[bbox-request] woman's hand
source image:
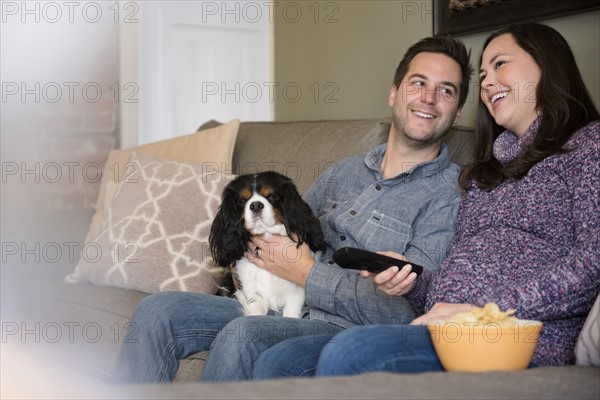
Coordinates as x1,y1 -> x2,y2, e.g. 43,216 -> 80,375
410,303 -> 473,325
246,235 -> 315,287
360,251 -> 417,296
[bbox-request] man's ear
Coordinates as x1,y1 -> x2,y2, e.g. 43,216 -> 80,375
453,107 -> 463,125
388,85 -> 398,107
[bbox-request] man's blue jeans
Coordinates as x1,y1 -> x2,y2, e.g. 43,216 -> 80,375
113,291 -> 342,382
253,324 -> 444,379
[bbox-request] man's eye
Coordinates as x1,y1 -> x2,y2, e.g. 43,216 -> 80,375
439,87 -> 456,98
412,81 -> 424,87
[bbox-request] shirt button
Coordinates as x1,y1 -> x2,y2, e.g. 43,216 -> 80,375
328,260 -> 335,265
375,184 -> 382,191
332,204 -> 337,209
350,210 -> 356,216
340,236 -> 346,241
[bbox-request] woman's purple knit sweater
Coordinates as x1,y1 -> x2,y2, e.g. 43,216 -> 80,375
408,118 -> 600,366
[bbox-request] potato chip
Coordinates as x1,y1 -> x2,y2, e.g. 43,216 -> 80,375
445,302 -> 517,325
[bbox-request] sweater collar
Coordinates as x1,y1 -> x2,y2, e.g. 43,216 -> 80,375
493,117 -> 542,165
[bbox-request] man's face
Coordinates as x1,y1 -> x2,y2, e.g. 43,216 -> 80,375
389,52 -> 463,148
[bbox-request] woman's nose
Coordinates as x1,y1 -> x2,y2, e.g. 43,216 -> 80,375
480,72 -> 496,91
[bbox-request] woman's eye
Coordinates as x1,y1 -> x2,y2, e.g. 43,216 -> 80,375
494,60 -> 506,69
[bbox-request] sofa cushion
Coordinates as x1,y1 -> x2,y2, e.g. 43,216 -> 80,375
576,293 -> 600,366
7,365 -> 598,399
227,119 -> 390,194
174,352 -> 209,382
441,125 -> 475,167
200,119 -> 474,194
85,119 -> 240,244
5,277 -> 148,382
66,153 -> 233,294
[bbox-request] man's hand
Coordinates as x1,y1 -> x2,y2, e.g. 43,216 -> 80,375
410,303 -> 473,325
246,234 -> 315,288
359,251 -> 417,296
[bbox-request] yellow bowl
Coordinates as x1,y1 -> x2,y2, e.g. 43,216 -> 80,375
428,320 -> 543,372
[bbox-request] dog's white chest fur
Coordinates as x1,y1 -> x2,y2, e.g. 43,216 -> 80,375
235,227 -> 306,318
235,255 -> 306,318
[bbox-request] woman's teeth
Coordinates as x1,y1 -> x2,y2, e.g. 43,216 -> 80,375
491,92 -> 508,104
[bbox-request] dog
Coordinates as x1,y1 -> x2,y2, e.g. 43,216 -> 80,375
209,171 -> 326,318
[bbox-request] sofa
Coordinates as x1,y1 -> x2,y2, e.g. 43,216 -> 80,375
1,118 -> 598,399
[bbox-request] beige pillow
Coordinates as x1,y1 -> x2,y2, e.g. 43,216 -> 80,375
66,153 -> 234,294
84,119 -> 240,244
575,294 -> 600,366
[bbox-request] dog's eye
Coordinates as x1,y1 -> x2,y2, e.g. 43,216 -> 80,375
267,193 -> 279,203
237,198 -> 248,206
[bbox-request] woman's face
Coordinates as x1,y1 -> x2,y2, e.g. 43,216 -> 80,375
479,33 -> 542,137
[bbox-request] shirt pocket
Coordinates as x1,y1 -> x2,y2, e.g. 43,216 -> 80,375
320,198 -> 346,215
320,198 -> 346,224
360,210 -> 412,254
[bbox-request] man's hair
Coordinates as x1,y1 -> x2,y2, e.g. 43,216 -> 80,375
392,35 -> 472,108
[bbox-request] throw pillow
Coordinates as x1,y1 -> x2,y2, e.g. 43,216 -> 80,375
84,118 -> 240,244
66,153 -> 234,294
575,293 -> 600,366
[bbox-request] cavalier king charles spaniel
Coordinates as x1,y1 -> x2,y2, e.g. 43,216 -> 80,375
209,171 -> 326,318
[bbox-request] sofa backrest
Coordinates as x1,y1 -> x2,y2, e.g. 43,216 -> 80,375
200,119 -> 474,194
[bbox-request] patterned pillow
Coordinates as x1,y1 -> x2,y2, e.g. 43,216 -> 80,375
84,119 -> 239,245
66,153 -> 233,294
575,294 -> 600,366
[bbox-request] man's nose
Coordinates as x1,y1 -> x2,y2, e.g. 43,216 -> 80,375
421,87 -> 437,104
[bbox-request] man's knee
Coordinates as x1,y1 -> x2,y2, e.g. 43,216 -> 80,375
212,316 -> 270,348
212,315 -> 314,351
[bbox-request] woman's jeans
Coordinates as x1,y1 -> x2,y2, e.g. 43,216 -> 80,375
113,291 -> 341,382
317,325 -> 444,376
253,324 -> 444,379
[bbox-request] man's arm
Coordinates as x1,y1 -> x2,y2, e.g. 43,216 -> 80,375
246,234 -> 418,325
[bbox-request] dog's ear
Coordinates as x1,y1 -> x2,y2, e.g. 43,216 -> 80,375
209,187 -> 250,266
281,182 -> 327,253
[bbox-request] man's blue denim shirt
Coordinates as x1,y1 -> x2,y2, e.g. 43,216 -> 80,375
302,143 -> 461,328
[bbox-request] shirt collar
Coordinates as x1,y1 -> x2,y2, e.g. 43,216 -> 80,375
365,142 -> 452,180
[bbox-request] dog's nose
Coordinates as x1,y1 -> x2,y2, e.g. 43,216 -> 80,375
249,201 -> 264,213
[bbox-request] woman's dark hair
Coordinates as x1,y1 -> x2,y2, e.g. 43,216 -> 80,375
393,35 -> 472,109
460,22 -> 599,191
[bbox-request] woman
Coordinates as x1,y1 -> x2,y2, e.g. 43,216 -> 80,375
252,22 -> 599,378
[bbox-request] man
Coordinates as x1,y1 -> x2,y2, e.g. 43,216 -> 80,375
114,35 -> 472,382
